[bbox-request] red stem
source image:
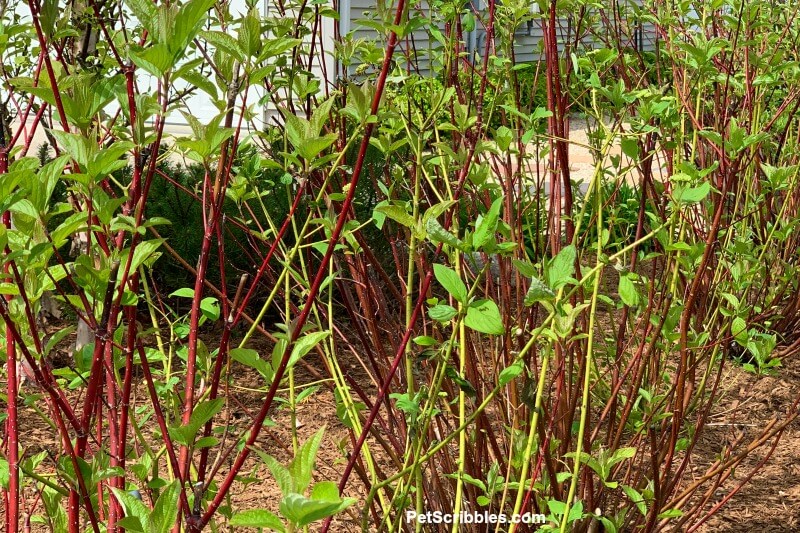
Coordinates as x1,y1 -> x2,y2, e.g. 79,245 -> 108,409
2,150 -> 19,533
135,341 -> 192,517
177,200 -> 216,483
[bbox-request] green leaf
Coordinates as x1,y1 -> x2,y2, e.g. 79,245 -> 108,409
450,367 -> 476,395
279,492 -> 355,528
30,155 -> 69,212
200,297 -> 219,321
665,242 -> 692,252
149,480 -> 180,533
657,508 -> 683,519
454,472 -> 487,493
297,134 -> 338,161
0,283 -> 18,296
231,509 -> 285,531
412,336 -> 437,346
290,427 -> 326,493
473,196 -> 503,249
618,274 -> 639,307
98,198 -> 129,226
284,113 -> 307,148
374,204 -> 415,229
311,481 -> 341,502
75,343 -> 94,373
433,263 -> 468,304
622,485 -> 647,516
9,198 -> 38,220
180,70 -> 218,100
259,452 -> 294,495
465,299 -> 504,335
194,436 -> 219,449
732,317 -> 748,345
122,239 -> 164,272
568,500 -> 584,522
170,399 -> 224,445
390,392 -> 422,418
116,516 -> 146,532
310,96 -> 336,138
111,488 -> 150,532
261,37 -> 303,59
201,30 -> 246,62
51,211 -> 88,248
45,326 -> 75,357
499,361 -> 523,386
429,304 -> 457,322
288,331 -> 330,370
421,200 -> 456,230
296,385 -> 320,403
673,181 -> 711,204
425,217 -> 468,251
547,245 -> 576,289
0,188 -> 26,218
608,447 -> 636,466
173,0 -> 216,56
531,107 -> 552,121
88,141 -> 134,181
126,0 -> 157,33
621,137 -> 640,159
494,125 -> 513,151
41,488 -> 67,532
238,11 -> 263,57
600,517 -> 618,533
547,499 -> 567,517
189,399 -> 223,430
0,458 -> 8,488
49,130 -> 94,168
524,276 -> 555,306
38,0 -> 57,35
170,287 -> 195,298
230,348 -> 272,380
129,44 -> 175,77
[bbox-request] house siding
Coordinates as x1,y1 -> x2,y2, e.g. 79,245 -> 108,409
346,0 -> 444,76
510,16 -> 658,64
343,2 -> 659,76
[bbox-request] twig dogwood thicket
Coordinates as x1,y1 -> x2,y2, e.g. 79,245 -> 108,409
2,0 -> 800,532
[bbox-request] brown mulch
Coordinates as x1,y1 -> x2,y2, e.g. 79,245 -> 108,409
2,321 -> 800,531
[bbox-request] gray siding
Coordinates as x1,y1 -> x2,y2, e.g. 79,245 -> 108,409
511,20 -> 658,64
342,2 -> 658,75
510,18 -> 581,64
346,0 -> 444,76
